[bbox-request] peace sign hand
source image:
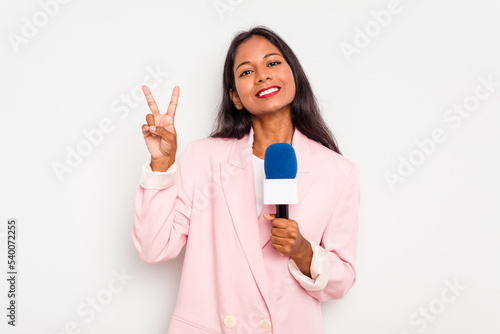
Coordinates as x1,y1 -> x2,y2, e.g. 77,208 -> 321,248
141,85 -> 179,172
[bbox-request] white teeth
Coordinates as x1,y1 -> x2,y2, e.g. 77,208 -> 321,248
258,87 -> 279,97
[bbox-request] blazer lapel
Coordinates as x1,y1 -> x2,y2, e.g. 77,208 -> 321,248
220,125 -> 317,309
220,126 -> 272,308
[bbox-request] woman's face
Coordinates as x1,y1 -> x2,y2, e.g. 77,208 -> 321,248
230,35 -> 296,117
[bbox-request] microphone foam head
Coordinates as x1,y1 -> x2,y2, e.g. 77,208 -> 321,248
264,143 -> 297,179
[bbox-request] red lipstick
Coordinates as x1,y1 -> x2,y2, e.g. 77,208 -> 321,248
255,86 -> 280,98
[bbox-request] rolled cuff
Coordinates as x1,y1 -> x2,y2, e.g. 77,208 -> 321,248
288,241 -> 331,291
139,160 -> 177,190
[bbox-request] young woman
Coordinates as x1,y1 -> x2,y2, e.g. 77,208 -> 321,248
133,26 -> 360,334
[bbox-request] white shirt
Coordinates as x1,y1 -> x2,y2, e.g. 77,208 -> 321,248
252,154 -> 265,217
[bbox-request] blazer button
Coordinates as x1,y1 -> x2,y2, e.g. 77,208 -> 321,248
224,315 -> 236,328
259,319 -> 272,328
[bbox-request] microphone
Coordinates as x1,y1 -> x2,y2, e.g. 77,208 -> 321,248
263,143 -> 298,219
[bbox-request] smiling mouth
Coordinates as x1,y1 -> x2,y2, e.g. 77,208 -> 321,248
256,86 -> 280,98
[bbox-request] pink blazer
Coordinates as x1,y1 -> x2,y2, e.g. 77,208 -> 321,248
132,126 -> 360,334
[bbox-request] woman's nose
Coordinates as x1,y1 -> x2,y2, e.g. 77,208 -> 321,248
256,68 -> 272,83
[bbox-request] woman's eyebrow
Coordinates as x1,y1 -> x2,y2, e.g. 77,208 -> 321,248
235,53 -> 283,72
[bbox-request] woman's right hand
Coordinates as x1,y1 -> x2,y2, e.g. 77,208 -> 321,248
141,85 -> 179,172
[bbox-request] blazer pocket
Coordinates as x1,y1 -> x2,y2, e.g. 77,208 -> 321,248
169,315 -> 221,334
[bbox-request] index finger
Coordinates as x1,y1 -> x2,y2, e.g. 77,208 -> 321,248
166,86 -> 180,119
270,218 -> 293,228
142,85 -> 160,115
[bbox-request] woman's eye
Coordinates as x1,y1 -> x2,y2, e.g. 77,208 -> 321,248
240,70 -> 251,77
239,62 -> 281,77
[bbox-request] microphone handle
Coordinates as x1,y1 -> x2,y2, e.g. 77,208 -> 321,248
275,204 -> 289,219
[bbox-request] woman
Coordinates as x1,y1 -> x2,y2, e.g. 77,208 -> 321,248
132,26 -> 360,334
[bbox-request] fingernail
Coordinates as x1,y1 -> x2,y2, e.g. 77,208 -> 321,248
150,126 -> 156,131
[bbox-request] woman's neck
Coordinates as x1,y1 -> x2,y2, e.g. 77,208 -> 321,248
251,117 -> 294,160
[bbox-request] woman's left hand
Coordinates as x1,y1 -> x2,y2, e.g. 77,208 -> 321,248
262,213 -> 308,258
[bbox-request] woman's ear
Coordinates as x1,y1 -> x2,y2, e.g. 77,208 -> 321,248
229,89 -> 243,110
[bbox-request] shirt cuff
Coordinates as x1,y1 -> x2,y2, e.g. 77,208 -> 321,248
288,241 -> 331,291
139,160 -> 177,190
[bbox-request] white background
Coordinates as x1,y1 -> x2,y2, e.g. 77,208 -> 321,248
1,0 -> 499,333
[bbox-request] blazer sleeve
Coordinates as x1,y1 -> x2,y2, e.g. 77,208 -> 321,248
304,163 -> 360,301
131,143 -> 195,264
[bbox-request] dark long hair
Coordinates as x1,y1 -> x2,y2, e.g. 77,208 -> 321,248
209,26 -> 341,155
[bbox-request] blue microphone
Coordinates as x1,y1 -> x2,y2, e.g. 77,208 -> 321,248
263,143 -> 298,219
